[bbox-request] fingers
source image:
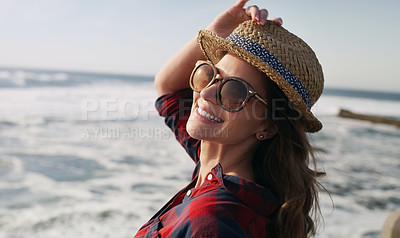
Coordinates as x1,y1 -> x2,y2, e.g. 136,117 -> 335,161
269,17 -> 283,26
245,5 -> 269,25
245,6 -> 283,26
259,9 -> 269,25
234,0 -> 283,27
245,5 -> 260,21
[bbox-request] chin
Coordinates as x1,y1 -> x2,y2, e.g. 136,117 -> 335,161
187,116 -> 228,141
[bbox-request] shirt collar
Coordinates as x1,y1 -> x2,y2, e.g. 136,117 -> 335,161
211,163 -> 279,217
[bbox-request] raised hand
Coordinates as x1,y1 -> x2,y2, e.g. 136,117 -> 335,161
206,0 -> 283,38
154,0 -> 283,96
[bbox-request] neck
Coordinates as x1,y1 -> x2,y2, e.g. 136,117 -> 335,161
195,138 -> 259,188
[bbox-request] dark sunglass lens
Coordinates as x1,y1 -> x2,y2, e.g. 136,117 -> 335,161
220,80 -> 248,110
191,64 -> 214,90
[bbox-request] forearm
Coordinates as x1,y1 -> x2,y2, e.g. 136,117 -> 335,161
154,36 -> 205,97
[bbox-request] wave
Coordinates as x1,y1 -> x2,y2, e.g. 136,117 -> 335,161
0,67 -> 154,88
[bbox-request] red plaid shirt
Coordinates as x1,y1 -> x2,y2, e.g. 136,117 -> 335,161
134,89 -> 278,238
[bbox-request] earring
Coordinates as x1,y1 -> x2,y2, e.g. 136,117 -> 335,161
258,134 -> 264,140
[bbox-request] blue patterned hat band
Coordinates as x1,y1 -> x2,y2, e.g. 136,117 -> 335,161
226,33 -> 313,109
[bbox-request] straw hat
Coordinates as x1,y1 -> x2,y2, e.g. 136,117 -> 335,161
197,20 -> 324,132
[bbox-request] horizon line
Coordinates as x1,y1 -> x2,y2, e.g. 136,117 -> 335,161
0,65 -> 399,95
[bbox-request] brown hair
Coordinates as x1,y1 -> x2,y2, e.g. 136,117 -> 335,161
253,78 -> 325,238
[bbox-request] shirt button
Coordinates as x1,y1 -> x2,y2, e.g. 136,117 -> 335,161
207,173 -> 213,180
186,190 -> 191,196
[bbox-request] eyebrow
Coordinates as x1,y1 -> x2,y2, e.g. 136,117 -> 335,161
215,65 -> 246,82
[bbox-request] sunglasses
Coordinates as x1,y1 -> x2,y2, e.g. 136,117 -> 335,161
189,60 -> 269,112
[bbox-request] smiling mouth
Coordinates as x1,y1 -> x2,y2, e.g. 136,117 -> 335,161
197,107 -> 224,123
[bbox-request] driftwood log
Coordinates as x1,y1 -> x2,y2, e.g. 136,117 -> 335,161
381,209 -> 400,238
338,109 -> 400,128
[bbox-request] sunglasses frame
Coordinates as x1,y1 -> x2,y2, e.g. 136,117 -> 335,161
189,60 -> 269,112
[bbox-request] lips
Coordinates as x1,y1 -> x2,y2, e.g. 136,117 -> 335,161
197,107 -> 224,123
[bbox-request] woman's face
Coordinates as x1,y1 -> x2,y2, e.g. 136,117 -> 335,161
186,53 -> 271,145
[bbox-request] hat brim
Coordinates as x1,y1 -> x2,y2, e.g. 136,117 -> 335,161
197,29 -> 322,132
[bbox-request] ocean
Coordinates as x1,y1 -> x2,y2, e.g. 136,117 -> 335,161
0,67 -> 399,238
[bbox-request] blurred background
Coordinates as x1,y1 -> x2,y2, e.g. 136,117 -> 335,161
0,0 -> 399,237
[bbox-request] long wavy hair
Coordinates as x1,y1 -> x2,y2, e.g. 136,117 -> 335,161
252,77 -> 326,238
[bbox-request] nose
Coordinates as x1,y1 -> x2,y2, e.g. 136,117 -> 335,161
199,79 -> 218,105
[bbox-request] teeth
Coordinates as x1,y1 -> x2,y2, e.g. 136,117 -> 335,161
197,107 -> 223,123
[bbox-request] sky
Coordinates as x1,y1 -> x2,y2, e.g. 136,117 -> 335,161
0,0 -> 399,93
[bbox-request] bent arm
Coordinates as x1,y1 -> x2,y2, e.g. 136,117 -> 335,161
154,37 -> 205,97
154,0 -> 280,97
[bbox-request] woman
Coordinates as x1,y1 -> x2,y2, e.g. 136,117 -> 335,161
135,0 -> 325,237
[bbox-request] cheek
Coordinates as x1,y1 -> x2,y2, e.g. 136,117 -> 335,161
192,92 -> 199,106
226,105 -> 266,136
187,93 -> 199,129
233,102 -> 267,124
247,100 -> 268,122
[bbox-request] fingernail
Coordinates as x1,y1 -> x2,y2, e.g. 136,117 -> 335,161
255,15 -> 260,21
260,19 -> 265,25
